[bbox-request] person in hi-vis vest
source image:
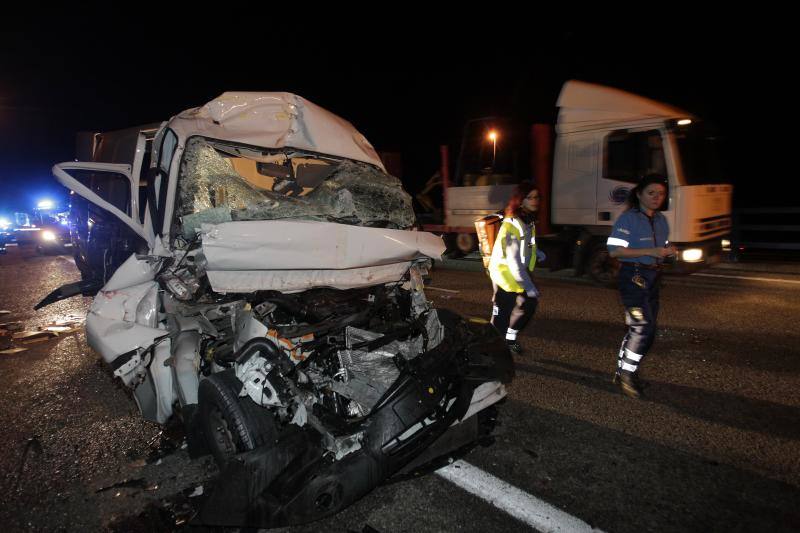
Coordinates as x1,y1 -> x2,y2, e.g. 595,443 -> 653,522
488,182 -> 545,355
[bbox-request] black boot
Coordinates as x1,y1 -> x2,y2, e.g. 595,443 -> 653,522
618,372 -> 643,399
506,340 -> 524,355
632,373 -> 650,390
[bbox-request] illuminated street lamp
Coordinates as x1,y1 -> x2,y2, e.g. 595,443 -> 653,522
487,130 -> 498,168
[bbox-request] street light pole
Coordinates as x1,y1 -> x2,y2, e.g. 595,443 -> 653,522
488,130 -> 498,169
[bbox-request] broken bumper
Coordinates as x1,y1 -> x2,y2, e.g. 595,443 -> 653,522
199,313 -> 513,527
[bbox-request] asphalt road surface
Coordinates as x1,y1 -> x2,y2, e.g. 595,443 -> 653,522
1,244 -> 798,532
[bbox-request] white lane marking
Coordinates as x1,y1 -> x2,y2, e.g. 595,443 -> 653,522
425,286 -> 460,294
693,273 -> 800,285
436,460 -> 603,532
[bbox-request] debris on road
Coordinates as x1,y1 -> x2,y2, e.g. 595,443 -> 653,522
0,330 -> 11,350
12,330 -> 57,341
44,325 -> 77,333
14,435 -> 43,490
0,316 -> 85,354
1,347 -> 29,355
95,478 -> 147,493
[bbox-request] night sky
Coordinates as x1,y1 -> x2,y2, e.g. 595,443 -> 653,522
0,13 -> 789,214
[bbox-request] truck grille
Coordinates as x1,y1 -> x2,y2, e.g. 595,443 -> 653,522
695,215 -> 731,238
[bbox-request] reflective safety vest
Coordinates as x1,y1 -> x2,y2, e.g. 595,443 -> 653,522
488,217 -> 537,293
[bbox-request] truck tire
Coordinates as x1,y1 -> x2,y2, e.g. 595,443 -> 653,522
443,233 -> 463,258
455,232 -> 478,254
587,241 -> 620,287
198,369 -> 277,467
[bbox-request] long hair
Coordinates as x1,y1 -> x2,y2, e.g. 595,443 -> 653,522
626,174 -> 668,211
504,181 -> 538,219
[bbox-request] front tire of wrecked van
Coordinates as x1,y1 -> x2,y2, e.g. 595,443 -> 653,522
198,369 -> 278,467
587,241 -> 620,287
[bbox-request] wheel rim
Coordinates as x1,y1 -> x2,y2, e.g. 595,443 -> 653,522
590,249 -> 618,284
207,405 -> 237,458
455,233 -> 476,253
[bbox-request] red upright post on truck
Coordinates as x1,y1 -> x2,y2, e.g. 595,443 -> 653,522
531,124 -> 552,235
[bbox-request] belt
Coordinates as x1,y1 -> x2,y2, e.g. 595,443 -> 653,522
621,262 -> 663,271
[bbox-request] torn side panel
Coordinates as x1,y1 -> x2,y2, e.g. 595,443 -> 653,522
86,298 -> 165,365
459,381 -> 507,423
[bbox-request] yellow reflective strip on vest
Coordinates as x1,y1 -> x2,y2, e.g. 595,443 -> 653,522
488,218 -> 537,293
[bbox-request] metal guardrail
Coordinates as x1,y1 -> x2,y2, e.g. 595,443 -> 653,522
732,207 -> 800,251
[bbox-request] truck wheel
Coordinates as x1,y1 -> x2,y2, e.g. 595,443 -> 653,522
443,233 -> 462,258
455,233 -> 477,254
198,369 -> 277,467
587,242 -> 619,286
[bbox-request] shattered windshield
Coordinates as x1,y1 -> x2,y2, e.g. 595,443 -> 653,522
175,137 -> 415,237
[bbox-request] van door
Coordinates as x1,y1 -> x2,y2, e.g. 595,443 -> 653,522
35,163 -> 154,309
53,162 -> 152,244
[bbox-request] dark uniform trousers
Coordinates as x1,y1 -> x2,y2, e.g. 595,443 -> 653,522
617,264 -> 661,376
491,283 -> 539,341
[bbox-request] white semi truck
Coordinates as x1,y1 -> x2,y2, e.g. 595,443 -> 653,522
422,80 -> 732,283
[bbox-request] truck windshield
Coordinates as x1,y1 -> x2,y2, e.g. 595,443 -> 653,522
673,124 -> 726,185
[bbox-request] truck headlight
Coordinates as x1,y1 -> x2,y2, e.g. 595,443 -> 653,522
681,248 -> 703,262
42,230 -> 57,242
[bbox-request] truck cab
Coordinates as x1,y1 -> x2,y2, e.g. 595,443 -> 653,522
437,81 -> 732,282
553,81 -> 731,275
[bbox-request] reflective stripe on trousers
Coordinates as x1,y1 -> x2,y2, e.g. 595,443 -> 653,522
491,283 -> 538,341
616,264 -> 661,375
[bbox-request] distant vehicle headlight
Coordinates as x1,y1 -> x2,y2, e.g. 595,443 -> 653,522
681,248 -> 703,262
42,230 -> 57,242
721,239 -> 731,251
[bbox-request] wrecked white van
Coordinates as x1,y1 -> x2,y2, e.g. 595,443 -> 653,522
37,93 -> 513,527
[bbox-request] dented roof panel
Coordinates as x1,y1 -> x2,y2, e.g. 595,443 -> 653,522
168,92 -> 385,170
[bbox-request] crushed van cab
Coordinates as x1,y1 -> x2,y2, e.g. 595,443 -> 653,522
36,93 -> 513,527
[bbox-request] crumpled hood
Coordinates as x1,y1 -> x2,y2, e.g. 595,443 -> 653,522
200,220 -> 445,293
